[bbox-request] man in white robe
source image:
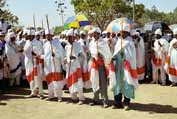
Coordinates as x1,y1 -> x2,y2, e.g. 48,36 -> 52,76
164,28 -> 177,86
89,27 -> 112,108
24,30 -> 43,98
77,31 -> 91,89
16,30 -> 27,80
110,30 -> 139,110
64,29 -> 85,104
151,29 -> 169,85
5,32 -> 21,86
43,29 -> 65,101
31,31 -> 45,98
131,31 -> 145,81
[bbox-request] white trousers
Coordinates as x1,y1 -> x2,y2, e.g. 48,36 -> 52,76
152,65 -> 166,83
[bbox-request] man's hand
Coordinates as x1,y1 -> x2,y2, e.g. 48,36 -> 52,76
64,59 -> 67,64
158,41 -> 163,47
70,56 -> 76,60
173,43 -> 177,49
19,49 -> 24,52
111,58 -> 116,63
119,50 -> 124,57
32,51 -> 36,56
52,52 -> 55,57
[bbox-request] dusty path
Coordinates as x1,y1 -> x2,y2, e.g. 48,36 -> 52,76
0,84 -> 177,119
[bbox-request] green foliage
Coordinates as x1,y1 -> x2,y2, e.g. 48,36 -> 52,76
54,26 -> 64,34
0,0 -> 19,24
71,0 -> 177,29
71,0 -> 145,30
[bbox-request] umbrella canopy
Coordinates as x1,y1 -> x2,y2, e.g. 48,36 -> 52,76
144,21 -> 171,33
64,14 -> 90,29
76,14 -> 90,26
169,24 -> 177,31
106,17 -> 133,33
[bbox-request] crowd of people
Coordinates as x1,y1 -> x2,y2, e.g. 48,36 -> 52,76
0,24 -> 177,110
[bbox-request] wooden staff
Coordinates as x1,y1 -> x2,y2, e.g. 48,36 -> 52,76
68,28 -> 75,78
41,20 -> 44,29
45,15 -> 57,78
33,13 -> 36,31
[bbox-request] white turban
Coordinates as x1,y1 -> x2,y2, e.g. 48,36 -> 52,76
130,30 -> 140,36
102,31 -> 107,34
92,27 -> 101,34
80,30 -> 86,35
7,29 -> 13,34
88,30 -> 93,34
8,32 -> 16,38
35,31 -> 41,36
66,29 -> 75,36
74,29 -> 79,35
45,29 -> 54,35
23,29 -> 28,35
27,29 -> 35,36
154,29 -> 162,35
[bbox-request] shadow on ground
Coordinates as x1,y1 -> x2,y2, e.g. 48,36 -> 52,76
131,103 -> 177,114
0,88 -> 30,101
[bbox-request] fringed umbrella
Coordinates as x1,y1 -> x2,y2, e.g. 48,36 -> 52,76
106,17 -> 133,33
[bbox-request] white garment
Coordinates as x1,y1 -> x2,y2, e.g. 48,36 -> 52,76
77,38 -> 91,89
43,38 -> 65,99
31,39 -> 44,95
24,40 -> 37,95
152,38 -> 169,83
135,36 -> 145,80
5,41 -> 21,76
65,41 -> 85,100
164,38 -> 177,83
89,38 -> 112,92
113,36 -> 139,89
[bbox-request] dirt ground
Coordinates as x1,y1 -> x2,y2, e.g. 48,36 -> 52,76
0,84 -> 177,119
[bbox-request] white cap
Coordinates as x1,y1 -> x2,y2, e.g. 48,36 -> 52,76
61,30 -> 67,35
80,30 -> 86,35
8,32 -> 16,38
66,29 -> 75,36
23,29 -> 28,35
88,30 -> 94,34
92,27 -> 101,34
64,30 -> 68,35
45,29 -> 54,35
35,31 -> 41,36
130,30 -> 140,36
74,29 -> 79,35
154,29 -> 162,35
7,29 -> 13,33
102,31 -> 107,34
173,28 -> 177,35
27,29 -> 35,36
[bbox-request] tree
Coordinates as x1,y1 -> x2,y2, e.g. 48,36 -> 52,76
54,26 -> 64,34
0,0 -> 19,24
71,0 -> 145,30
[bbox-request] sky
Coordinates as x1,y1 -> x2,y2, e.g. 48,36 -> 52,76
6,0 -> 177,27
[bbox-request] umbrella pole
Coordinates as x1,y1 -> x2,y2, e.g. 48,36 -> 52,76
119,22 -> 123,92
